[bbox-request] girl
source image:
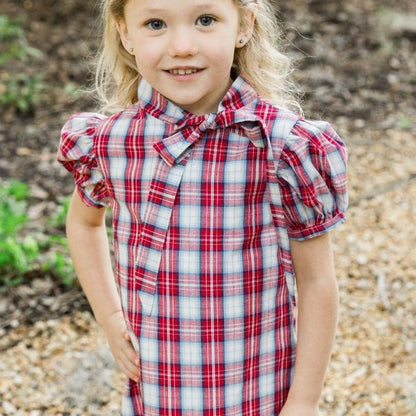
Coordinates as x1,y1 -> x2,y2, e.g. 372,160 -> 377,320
58,0 -> 347,414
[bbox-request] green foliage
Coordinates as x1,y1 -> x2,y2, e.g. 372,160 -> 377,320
49,196 -> 71,228
43,250 -> 76,287
0,15 -> 42,63
0,179 -> 27,232
0,180 -> 76,287
0,14 -> 44,113
400,115 -> 411,130
0,73 -> 44,112
0,14 -> 22,38
0,180 -> 33,284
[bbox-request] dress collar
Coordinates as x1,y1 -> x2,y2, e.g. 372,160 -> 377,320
137,75 -> 260,124
137,75 -> 268,166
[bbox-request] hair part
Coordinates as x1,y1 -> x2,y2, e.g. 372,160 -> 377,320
95,0 -> 302,114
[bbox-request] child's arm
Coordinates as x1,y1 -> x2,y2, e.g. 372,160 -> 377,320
66,190 -> 141,383
280,232 -> 338,416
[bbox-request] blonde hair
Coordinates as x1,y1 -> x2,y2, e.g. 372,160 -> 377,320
95,0 -> 302,114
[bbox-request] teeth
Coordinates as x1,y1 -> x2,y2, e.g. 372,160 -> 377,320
170,68 -> 199,75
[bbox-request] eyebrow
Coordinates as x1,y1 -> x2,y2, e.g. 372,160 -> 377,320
138,7 -> 166,14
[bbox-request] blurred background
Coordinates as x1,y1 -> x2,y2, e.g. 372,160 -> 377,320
0,0 -> 415,414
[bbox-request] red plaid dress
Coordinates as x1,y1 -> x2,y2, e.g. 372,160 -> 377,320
58,76 -> 347,415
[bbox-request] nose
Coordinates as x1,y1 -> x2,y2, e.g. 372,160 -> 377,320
168,28 -> 198,57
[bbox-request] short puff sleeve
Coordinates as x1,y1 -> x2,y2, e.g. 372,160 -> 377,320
58,113 -> 109,208
277,119 -> 348,240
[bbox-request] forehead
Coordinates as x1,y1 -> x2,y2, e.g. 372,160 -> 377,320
124,0 -> 238,13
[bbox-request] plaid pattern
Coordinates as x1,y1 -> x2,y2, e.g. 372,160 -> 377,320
58,76 -> 347,415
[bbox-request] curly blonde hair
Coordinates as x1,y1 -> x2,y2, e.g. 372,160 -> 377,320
95,0 -> 302,114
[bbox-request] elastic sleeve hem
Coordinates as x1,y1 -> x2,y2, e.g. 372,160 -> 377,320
288,211 -> 346,240
76,186 -> 108,209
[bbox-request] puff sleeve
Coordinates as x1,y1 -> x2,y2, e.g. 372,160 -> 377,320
277,119 -> 348,240
58,112 -> 110,208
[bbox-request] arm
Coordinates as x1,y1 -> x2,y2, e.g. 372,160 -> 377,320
280,232 -> 338,416
66,189 -> 140,382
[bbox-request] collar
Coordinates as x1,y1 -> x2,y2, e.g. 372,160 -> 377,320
137,75 -> 268,166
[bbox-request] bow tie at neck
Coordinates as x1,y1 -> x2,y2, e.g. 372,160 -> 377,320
153,108 -> 267,167
136,76 -> 268,166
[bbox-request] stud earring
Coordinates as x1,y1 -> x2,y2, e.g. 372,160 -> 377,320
239,39 -> 245,45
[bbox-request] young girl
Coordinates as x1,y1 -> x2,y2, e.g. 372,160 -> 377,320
58,0 -> 347,414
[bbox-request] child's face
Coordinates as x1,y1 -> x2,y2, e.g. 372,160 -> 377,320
117,0 -> 251,115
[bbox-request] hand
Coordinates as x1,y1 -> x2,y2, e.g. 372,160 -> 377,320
279,400 -> 322,416
102,310 -> 141,383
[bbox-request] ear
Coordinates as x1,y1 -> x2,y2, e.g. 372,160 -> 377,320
235,3 -> 258,48
115,19 -> 132,54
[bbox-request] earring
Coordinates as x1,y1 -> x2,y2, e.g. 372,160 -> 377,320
129,47 -> 134,55
239,39 -> 245,45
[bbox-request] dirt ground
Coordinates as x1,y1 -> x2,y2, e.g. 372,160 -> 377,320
0,0 -> 415,414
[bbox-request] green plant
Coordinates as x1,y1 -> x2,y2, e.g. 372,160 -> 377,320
0,15 -> 42,63
0,179 -> 27,229
49,196 -> 71,228
46,196 -> 77,286
400,115 -> 411,130
0,180 -> 35,284
44,250 -> 76,287
0,15 -> 44,113
0,180 -> 76,287
0,73 -> 44,112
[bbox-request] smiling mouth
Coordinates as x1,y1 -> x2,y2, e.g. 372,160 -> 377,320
168,68 -> 201,75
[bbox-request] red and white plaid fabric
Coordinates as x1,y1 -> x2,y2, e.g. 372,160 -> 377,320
58,76 -> 347,415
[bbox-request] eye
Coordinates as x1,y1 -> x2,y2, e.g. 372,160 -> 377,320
145,19 -> 166,31
196,15 -> 216,27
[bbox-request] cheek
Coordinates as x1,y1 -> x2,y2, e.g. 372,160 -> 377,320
216,46 -> 238,70
134,47 -> 159,73
207,36 -> 236,62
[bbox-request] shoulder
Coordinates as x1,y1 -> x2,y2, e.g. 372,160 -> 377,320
60,103 -> 143,153
251,97 -> 301,140
254,97 -> 346,157
60,108 -> 135,140
62,112 -> 107,136
93,104 -> 143,137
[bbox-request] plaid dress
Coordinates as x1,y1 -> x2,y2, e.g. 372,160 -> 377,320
58,76 -> 347,415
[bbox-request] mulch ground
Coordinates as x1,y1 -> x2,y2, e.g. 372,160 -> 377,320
0,0 -> 415,414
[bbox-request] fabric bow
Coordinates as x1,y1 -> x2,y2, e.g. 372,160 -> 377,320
153,108 -> 267,166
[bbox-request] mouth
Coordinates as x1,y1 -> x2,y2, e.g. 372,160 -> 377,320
167,68 -> 201,75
